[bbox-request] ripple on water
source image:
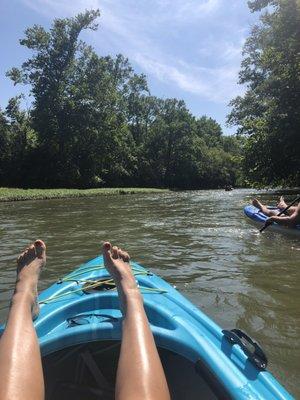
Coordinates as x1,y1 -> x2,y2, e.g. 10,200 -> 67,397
0,189 -> 299,398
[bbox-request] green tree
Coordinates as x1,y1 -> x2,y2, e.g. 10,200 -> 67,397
195,116 -> 222,148
228,0 -> 300,186
0,109 -> 10,184
6,11 -> 146,187
7,11 -> 102,186
0,97 -> 35,186
138,99 -> 199,188
4,10 -> 244,190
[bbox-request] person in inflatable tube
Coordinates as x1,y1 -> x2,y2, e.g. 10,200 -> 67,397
0,240 -> 170,400
252,196 -> 300,228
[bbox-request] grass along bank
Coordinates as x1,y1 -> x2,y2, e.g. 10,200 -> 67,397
0,187 -> 168,202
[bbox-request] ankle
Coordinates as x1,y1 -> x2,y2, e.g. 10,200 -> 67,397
15,277 -> 37,295
11,291 -> 35,308
120,282 -> 141,297
118,274 -> 138,291
122,289 -> 143,309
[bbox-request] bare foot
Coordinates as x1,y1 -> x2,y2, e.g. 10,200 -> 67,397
102,242 -> 141,314
277,196 -> 287,210
252,198 -> 263,210
16,240 -> 46,319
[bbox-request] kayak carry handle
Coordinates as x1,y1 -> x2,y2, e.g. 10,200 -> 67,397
222,329 -> 268,370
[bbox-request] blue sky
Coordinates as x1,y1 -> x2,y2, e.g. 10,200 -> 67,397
0,0 -> 259,134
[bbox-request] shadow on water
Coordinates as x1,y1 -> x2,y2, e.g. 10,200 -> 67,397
0,189 -> 299,397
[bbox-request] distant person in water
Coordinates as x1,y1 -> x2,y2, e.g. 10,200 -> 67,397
0,240 -> 170,400
252,196 -> 300,228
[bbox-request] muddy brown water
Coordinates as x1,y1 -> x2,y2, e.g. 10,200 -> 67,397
0,189 -> 299,397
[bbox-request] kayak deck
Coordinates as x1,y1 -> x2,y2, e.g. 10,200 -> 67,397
34,256 -> 293,399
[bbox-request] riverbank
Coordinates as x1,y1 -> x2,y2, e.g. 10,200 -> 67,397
0,187 -> 168,202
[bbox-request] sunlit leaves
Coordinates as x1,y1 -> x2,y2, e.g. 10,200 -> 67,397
228,0 -> 300,186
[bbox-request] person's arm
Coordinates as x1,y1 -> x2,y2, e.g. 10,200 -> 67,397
268,214 -> 296,228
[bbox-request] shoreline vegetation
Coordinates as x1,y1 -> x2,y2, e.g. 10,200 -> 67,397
0,10 -> 244,192
1,3 -> 299,192
0,187 -> 168,202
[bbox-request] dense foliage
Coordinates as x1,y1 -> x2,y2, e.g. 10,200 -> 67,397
1,10 -> 243,189
228,0 -> 300,187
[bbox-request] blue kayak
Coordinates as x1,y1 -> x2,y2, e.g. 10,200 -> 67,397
244,205 -> 300,236
1,256 -> 293,399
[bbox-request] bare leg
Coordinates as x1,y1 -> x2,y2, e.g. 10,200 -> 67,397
252,198 -> 279,217
103,242 -> 170,400
0,240 -> 46,400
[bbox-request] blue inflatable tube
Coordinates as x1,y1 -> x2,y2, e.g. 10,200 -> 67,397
0,256 -> 294,399
244,205 -> 300,236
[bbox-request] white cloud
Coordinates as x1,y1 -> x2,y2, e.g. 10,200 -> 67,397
21,0 -> 248,104
146,0 -> 221,23
176,0 -> 220,20
133,53 -> 243,103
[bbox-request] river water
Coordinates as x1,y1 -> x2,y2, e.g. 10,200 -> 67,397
0,189 -> 299,397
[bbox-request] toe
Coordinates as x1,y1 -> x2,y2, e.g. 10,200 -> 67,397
17,252 -> 25,265
103,242 -> 111,252
35,239 -> 46,259
112,246 -> 119,259
117,248 -> 124,258
123,252 -> 130,262
103,242 -> 113,264
28,245 -> 36,258
119,250 -> 130,263
17,252 -> 24,261
27,244 -> 35,254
